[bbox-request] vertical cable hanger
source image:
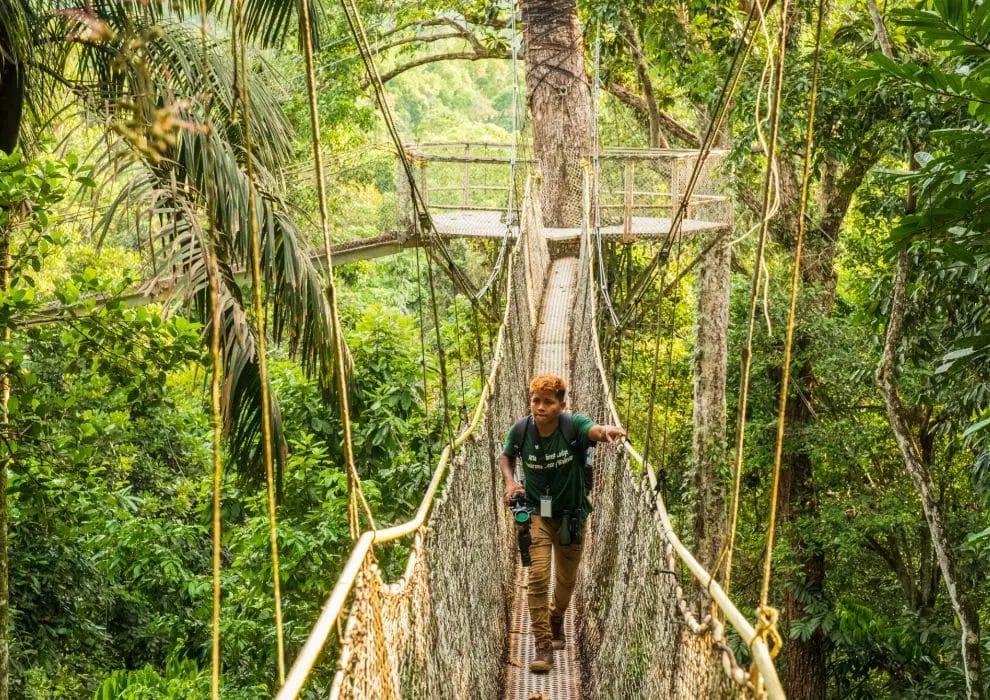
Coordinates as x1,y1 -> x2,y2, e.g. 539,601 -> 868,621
719,6 -> 798,662
591,19 -> 620,328
230,0 -> 286,680
474,0 -> 519,303
758,0 -> 824,635
616,0 -> 769,332
424,252 -> 457,448
414,246 -> 434,467
338,0 -> 481,304
298,0 -> 376,541
196,3 -> 224,696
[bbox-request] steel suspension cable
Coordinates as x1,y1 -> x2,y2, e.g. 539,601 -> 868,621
591,19 -> 619,327
721,0 -> 792,615
231,0 -> 285,679
424,255 -> 456,448
641,292 -> 667,468
623,303 -> 641,427
609,324 -> 622,404
474,0 -> 519,303
470,304 -> 488,391
299,0 -> 376,540
452,297 -> 469,422
654,228 -> 685,494
759,0 -> 825,614
639,219 -> 684,501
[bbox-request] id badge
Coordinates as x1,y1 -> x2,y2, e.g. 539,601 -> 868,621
540,496 -> 552,518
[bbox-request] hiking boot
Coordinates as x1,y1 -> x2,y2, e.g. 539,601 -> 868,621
550,616 -> 565,650
529,640 -> 554,673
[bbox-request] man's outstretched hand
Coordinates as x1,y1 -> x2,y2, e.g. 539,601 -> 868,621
503,481 -> 526,505
592,424 -> 627,444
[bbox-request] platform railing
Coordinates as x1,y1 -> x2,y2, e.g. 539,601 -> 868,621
399,144 -> 730,238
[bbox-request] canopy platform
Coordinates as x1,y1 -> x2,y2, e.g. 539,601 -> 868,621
408,143 -> 732,251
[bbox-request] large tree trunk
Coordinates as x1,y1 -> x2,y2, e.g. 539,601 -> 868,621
877,252 -> 984,700
779,353 -> 827,700
519,0 -> 594,227
688,225 -> 732,699
0,23 -> 24,155
692,230 -> 730,572
779,183 -> 828,700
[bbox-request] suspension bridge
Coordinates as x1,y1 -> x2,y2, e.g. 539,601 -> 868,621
272,152 -> 784,698
29,0 -> 823,693
20,69 -> 794,700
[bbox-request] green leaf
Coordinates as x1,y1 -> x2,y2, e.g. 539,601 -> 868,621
963,415 -> 990,438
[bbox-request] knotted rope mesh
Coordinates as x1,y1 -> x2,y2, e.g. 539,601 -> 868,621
328,177 -> 546,699
569,176 -> 746,697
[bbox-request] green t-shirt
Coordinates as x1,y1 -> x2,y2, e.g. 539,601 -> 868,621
503,412 -> 594,519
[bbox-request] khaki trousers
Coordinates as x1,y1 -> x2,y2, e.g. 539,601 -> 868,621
527,515 -> 586,643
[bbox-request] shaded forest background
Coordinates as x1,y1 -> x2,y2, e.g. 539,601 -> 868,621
0,0 -> 988,698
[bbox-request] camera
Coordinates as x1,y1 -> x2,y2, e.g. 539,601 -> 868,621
508,493 -> 532,567
559,511 -> 583,547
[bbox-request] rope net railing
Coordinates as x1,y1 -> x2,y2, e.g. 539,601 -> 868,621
594,149 -> 730,233
569,170 -> 783,698
277,175 -> 549,699
401,143 -> 532,240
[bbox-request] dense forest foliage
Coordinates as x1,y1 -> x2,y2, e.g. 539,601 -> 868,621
0,0 -> 988,697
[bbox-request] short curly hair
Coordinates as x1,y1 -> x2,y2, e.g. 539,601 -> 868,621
529,373 -> 567,402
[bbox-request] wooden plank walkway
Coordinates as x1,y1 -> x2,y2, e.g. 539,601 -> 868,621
504,258 -> 582,700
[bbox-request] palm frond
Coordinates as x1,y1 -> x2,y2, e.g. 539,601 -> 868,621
23,7 -> 352,483
148,24 -> 294,174
149,195 -> 292,487
176,126 -> 352,401
160,0 -> 330,51
66,16 -> 350,484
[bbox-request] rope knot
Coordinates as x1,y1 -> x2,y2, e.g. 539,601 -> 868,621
753,605 -> 782,659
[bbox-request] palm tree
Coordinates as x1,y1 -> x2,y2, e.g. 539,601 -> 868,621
0,1 -> 344,694
4,0 -> 345,479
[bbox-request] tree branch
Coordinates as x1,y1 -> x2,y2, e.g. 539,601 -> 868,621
431,16 -> 488,54
876,251 -> 984,699
363,48 -> 512,87
373,31 -> 466,54
375,17 -> 463,41
604,83 -> 700,147
863,533 -> 917,607
619,9 -> 668,148
867,0 -> 895,59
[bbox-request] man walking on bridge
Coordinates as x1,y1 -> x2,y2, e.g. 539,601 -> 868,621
500,373 -> 626,673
